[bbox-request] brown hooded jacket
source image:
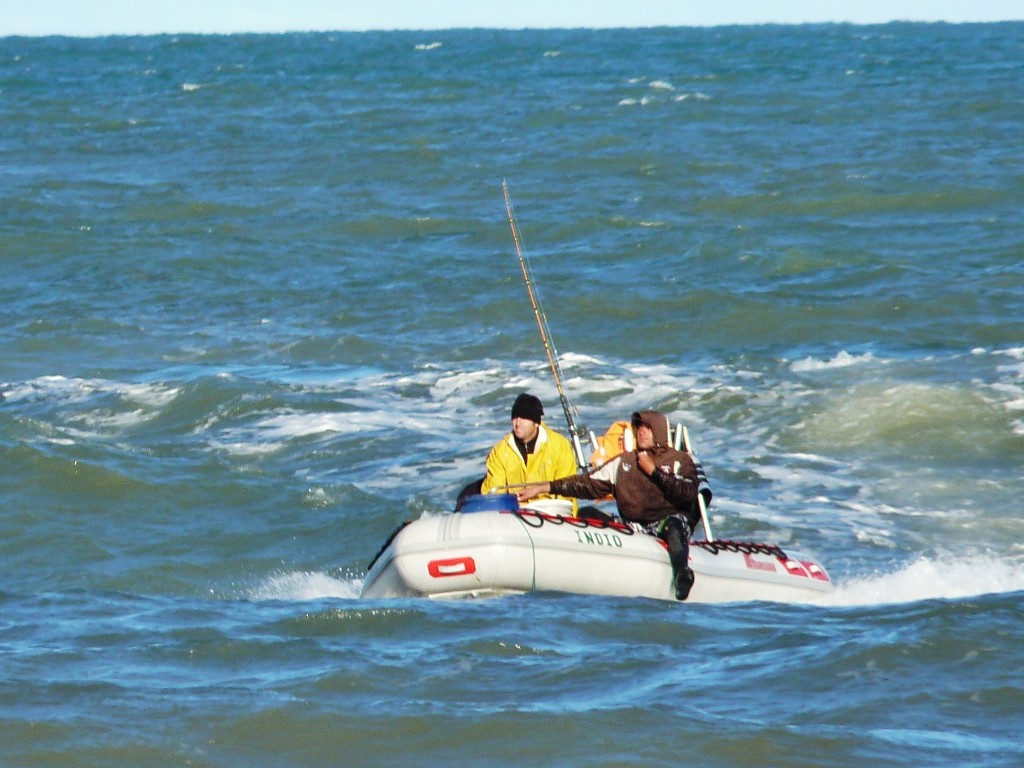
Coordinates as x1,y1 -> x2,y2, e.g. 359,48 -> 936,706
549,410 -> 703,527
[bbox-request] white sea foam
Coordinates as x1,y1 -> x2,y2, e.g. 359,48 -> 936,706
259,409 -> 398,439
1,375 -> 179,408
995,346 -> 1024,360
993,346 -> 1024,379
751,462 -> 860,492
790,350 -> 878,372
569,376 -> 633,396
558,351 -> 605,368
78,408 -> 152,431
988,383 -> 1024,412
247,571 -> 362,601
2,375 -> 95,403
115,382 -> 181,407
213,403 -> 442,456
430,367 -> 505,398
612,364 -> 699,408
820,553 -> 1024,606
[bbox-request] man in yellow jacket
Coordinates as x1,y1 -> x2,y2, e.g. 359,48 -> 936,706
480,393 -> 577,498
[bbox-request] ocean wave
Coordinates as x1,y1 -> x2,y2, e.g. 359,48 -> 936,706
790,350 -> 879,372
822,552 -> 1024,606
1,374 -> 179,409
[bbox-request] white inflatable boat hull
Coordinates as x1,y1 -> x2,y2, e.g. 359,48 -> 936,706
360,505 -> 833,604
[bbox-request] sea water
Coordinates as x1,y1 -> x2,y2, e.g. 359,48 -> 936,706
1,24 -> 1022,767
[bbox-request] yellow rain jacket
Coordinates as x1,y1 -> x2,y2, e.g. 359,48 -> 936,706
480,423 -> 577,498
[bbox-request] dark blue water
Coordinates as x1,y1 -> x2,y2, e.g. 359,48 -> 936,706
1,24 -> 1022,767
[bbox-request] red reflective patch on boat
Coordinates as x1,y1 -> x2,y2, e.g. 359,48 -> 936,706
743,553 -> 777,572
780,559 -> 810,578
427,557 -> 476,578
801,560 -> 831,582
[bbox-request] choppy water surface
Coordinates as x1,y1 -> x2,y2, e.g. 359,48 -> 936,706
1,23 -> 1022,767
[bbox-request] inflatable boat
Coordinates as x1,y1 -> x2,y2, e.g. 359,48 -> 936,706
360,495 -> 833,604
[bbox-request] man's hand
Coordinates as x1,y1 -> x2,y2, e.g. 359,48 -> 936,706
515,483 -> 550,502
636,450 -> 656,476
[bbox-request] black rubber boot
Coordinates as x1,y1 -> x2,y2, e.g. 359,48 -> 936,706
674,566 -> 695,601
663,517 -> 694,601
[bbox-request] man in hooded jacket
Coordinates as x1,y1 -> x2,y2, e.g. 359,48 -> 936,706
516,410 -> 705,600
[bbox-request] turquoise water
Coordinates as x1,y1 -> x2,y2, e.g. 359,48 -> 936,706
2,24 -> 1023,767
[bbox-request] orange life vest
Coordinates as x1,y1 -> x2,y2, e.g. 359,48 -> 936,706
589,420 -> 632,468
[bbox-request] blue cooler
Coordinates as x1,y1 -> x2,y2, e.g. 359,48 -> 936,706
459,493 -> 520,514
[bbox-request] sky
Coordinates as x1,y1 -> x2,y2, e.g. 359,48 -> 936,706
0,0 -> 1021,37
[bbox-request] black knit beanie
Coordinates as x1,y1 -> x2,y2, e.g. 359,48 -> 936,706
511,393 -> 544,423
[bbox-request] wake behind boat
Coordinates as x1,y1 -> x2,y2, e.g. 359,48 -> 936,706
359,495 -> 833,603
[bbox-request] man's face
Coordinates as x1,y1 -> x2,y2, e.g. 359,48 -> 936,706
635,423 -> 655,451
512,417 -> 540,442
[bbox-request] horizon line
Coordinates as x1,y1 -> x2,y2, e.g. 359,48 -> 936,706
3,17 -> 1022,40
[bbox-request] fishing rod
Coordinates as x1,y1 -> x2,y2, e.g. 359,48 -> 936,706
502,179 -> 588,471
